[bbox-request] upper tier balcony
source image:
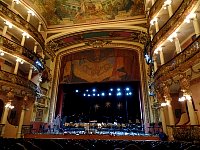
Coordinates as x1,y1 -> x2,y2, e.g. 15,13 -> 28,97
149,0 -> 165,20
0,70 -> 38,98
154,35 -> 200,82
0,35 -> 44,71
0,1 -> 44,50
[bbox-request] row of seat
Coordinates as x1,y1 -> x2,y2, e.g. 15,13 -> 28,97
0,138 -> 200,150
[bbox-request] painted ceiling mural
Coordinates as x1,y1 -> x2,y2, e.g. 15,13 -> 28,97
60,48 -> 140,83
30,0 -> 145,26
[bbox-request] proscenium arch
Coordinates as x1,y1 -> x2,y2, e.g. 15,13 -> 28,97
48,43 -> 150,130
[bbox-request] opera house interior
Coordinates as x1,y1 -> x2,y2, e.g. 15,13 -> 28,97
0,0 -> 200,149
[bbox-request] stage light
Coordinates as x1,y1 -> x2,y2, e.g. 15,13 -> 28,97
83,93 -> 86,96
93,93 -> 96,96
97,94 -> 100,96
92,89 -> 96,92
86,89 -> 89,92
126,93 -> 129,96
117,88 -> 121,91
126,88 -> 130,91
109,93 -> 112,96
129,92 -> 132,95
75,90 -> 79,93
101,93 -> 105,96
88,94 -> 91,97
117,92 -> 122,96
110,88 -> 113,91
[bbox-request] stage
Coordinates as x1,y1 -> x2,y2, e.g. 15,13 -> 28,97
24,133 -> 160,141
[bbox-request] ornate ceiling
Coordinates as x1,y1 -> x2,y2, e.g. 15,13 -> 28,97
28,0 -> 145,26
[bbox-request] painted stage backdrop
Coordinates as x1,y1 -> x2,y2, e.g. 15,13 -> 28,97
28,0 -> 145,26
60,48 -> 140,83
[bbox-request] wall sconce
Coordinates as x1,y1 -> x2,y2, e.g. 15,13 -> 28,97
22,32 -> 30,38
0,50 -> 4,56
4,20 -> 13,28
167,32 -> 177,42
27,10 -> 35,16
184,13 -> 196,23
16,57 -> 24,64
163,0 -> 172,9
150,17 -> 158,25
5,102 -> 14,109
178,94 -> 192,102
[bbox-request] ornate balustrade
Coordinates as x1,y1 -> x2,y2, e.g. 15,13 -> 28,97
154,35 -> 200,82
0,70 -> 38,94
149,0 -> 164,20
0,1 -> 44,50
0,35 -> 44,71
167,125 -> 200,142
151,0 -> 198,51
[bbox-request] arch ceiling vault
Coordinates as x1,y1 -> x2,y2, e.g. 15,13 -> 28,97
19,0 -> 149,122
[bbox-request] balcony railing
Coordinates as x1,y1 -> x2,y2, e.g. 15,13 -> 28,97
149,0 -> 165,20
167,125 -> 200,142
154,35 -> 200,81
0,70 -> 38,93
151,0 -> 198,51
0,35 -> 43,71
0,1 -> 44,50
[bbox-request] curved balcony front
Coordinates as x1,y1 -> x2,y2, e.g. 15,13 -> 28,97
154,35 -> 200,82
151,0 -> 197,51
0,70 -> 38,97
0,35 -> 43,71
149,0 -> 164,20
0,1 -> 44,50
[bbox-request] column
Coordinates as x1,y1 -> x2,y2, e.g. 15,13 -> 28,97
26,13 -> 31,22
33,43 -> 38,53
2,25 -> 8,36
151,0 -> 155,6
153,55 -> 158,72
160,108 -> 167,134
192,16 -> 200,37
16,106 -> 26,138
174,37 -> 181,53
21,35 -> 26,46
14,61 -> 19,74
187,97 -> 198,125
38,22 -> 42,32
0,107 -> 9,136
28,66 -> 33,80
159,48 -> 165,65
155,20 -> 159,33
166,100 -> 175,125
167,4 -> 173,17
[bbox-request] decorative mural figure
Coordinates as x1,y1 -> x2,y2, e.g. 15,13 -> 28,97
61,48 -> 139,83
29,0 -> 145,25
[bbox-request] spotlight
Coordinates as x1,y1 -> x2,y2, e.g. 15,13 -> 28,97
88,94 -> 91,97
110,88 -> 113,91
126,88 -> 130,91
97,94 -> 100,97
126,93 -> 129,96
101,93 -> 105,96
129,92 -> 132,95
86,89 -> 89,92
92,89 -> 96,92
117,88 -> 120,91
83,93 -> 86,96
109,93 -> 112,96
93,93 -> 96,96
117,92 -> 122,96
75,90 -> 79,93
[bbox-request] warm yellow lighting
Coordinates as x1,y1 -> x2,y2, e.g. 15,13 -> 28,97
27,10 -> 35,16
185,95 -> 192,100
161,102 -> 168,107
150,17 -> 158,25
16,57 -> 24,64
13,0 -> 20,4
167,32 -> 177,42
154,46 -> 162,54
22,32 -> 30,38
4,21 -> 13,28
5,102 -> 14,109
0,50 -> 4,56
184,13 -> 196,23
164,0 -> 172,5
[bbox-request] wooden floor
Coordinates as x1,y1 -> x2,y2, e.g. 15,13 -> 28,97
24,134 -> 160,141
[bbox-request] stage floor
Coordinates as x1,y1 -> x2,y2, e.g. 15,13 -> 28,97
24,133 -> 159,141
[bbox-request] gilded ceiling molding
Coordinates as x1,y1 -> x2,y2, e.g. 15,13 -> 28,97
45,27 -> 147,44
48,43 -> 148,123
151,0 -> 198,52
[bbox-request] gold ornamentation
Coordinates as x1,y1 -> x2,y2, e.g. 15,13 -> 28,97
85,40 -> 112,48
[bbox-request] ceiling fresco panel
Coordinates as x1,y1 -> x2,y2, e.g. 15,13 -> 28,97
29,0 -> 145,26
